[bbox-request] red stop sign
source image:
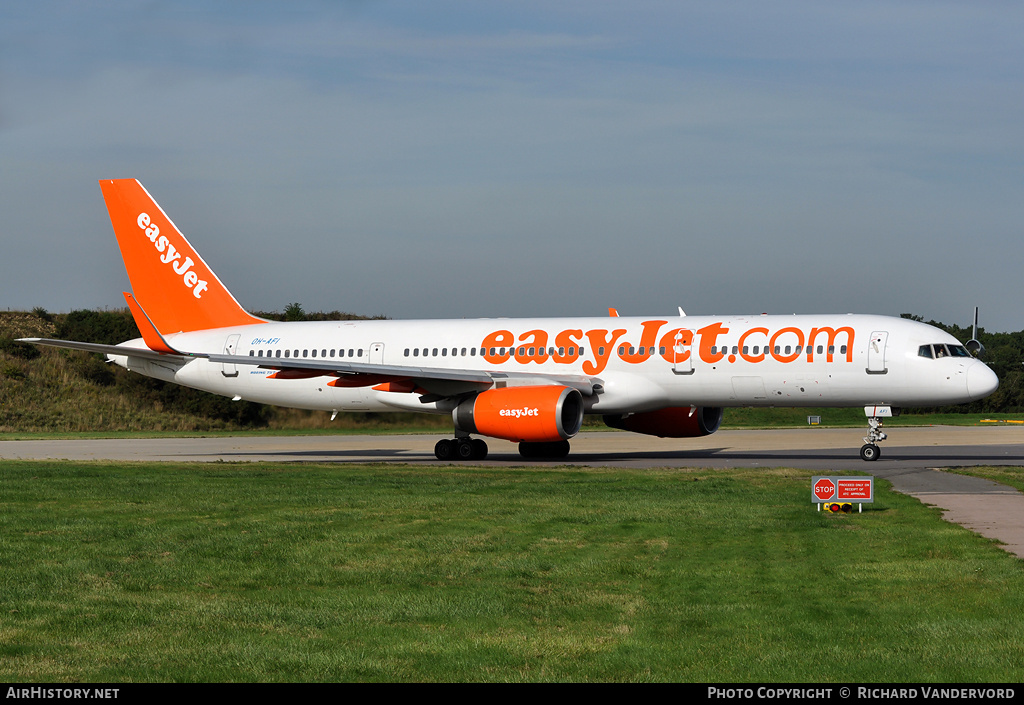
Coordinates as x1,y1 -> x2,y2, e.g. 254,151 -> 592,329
813,478 -> 836,501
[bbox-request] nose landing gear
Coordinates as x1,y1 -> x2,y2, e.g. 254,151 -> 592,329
860,406 -> 894,461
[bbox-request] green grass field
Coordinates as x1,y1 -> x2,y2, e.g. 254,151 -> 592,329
2,461 -> 1022,682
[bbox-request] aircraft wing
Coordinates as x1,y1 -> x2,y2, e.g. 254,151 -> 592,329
19,338 -> 602,397
207,351 -> 601,397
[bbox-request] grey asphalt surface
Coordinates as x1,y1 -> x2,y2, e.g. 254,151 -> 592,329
3,425 -> 1023,557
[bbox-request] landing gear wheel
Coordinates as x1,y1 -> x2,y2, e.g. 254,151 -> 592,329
551,440 -> 571,459
861,412 -> 888,462
436,437 -> 488,461
456,438 -> 475,460
434,438 -> 454,461
860,443 -> 880,462
518,440 -> 571,459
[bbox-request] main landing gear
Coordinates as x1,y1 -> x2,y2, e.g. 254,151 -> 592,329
432,438 -> 572,460
859,408 -> 891,462
518,440 -> 571,459
434,437 -> 488,461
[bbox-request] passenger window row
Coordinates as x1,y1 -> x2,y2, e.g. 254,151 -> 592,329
406,347 -> 475,357
249,348 -> 363,358
402,346 -> 588,358
246,342 -> 851,361
707,345 -> 848,356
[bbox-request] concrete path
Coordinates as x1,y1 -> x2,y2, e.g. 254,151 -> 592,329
881,465 -> 1024,558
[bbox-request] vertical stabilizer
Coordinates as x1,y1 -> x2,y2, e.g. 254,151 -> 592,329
99,179 -> 264,334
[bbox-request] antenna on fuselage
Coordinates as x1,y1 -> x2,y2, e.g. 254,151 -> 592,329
966,306 -> 985,357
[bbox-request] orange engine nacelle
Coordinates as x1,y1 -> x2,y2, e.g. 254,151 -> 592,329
454,386 -> 584,443
603,406 -> 723,438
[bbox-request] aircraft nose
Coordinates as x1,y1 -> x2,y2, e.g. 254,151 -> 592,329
967,362 -> 999,400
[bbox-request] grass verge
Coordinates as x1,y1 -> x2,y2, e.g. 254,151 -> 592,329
948,466 -> 1024,494
1,461 -> 1022,682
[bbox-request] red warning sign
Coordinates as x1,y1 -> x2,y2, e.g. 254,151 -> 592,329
837,479 -> 873,501
813,478 -> 836,502
812,476 -> 874,504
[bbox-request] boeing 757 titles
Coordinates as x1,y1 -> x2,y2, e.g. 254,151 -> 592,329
21,180 -> 999,461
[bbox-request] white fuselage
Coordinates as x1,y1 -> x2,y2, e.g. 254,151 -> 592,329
109,313 -> 998,416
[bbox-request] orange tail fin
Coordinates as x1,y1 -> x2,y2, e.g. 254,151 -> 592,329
99,179 -> 264,334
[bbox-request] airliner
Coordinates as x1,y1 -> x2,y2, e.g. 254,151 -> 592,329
21,179 -> 1000,462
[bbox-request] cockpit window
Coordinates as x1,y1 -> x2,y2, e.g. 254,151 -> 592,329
927,343 -> 971,359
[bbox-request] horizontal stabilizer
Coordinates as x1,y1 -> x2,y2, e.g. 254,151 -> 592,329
17,338 -> 192,363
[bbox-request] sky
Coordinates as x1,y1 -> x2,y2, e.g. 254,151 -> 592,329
1,1 -> 1022,332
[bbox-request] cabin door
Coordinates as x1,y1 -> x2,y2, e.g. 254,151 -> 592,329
222,334 -> 241,377
867,331 -> 888,374
671,329 -> 694,375
370,343 -> 385,365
